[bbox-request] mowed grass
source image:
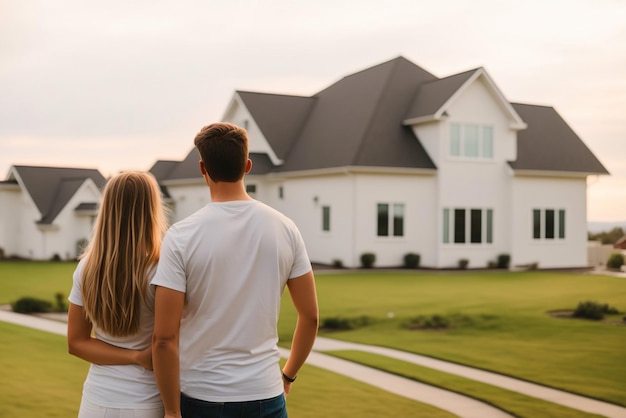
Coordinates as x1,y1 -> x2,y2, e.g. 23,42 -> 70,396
0,321 -> 454,418
330,350 -> 605,418
2,262 -> 625,413
279,270 -> 626,405
0,321 -> 87,417
0,261 -> 76,305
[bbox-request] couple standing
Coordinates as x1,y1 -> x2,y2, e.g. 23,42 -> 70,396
67,122 -> 319,418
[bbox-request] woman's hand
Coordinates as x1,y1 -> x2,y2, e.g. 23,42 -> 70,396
136,346 -> 153,370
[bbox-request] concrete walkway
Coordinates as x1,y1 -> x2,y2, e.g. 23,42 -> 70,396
312,337 -> 626,418
2,309 -> 625,418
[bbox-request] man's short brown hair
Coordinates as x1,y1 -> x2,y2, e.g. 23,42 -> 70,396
194,122 -> 249,182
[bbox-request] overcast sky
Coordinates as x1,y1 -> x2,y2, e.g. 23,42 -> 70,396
1,0 -> 625,222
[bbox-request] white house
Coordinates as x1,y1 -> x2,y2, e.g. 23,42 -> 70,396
151,56 -> 608,269
0,166 -> 106,260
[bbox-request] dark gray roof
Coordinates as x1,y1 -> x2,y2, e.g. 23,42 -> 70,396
276,56 -> 437,171
74,202 -> 98,211
152,56 -> 607,181
237,92 -> 316,160
12,166 -> 106,224
405,68 -> 478,120
509,104 -> 609,174
149,160 -> 179,182
165,150 -> 203,181
249,153 -> 275,175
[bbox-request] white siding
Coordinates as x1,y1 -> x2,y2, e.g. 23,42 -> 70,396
352,173 -> 437,268
435,77 -> 516,268
272,174 -> 356,268
166,181 -> 211,223
37,181 -> 101,260
0,185 -> 21,257
511,176 -> 588,268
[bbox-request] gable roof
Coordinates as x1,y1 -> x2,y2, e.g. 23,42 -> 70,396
276,56 -> 437,171
509,104 -> 609,175
11,166 -> 106,224
404,68 -> 477,121
152,56 -> 607,181
237,92 -> 316,160
404,67 -> 526,130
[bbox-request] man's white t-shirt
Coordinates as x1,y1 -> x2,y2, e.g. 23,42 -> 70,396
68,259 -> 162,409
151,200 -> 312,402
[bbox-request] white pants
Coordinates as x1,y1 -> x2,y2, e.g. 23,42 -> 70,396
78,398 -> 164,418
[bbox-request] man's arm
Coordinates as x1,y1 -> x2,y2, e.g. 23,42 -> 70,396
67,303 -> 152,369
282,270 -> 319,395
153,286 -> 185,418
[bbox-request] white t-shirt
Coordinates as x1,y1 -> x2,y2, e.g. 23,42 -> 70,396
151,200 -> 311,402
69,258 -> 162,409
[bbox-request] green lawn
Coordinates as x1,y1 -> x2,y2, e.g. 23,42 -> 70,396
0,261 -> 76,305
0,321 -> 454,418
2,262 -> 626,415
279,270 -> 626,405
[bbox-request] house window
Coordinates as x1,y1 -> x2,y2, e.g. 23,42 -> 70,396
246,184 -> 256,197
443,208 -> 494,244
377,203 -> 404,237
322,206 -> 330,232
454,209 -> 466,243
449,123 -> 495,159
533,208 -> 566,240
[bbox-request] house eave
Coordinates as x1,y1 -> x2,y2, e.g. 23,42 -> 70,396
36,222 -> 60,231
511,169 -> 598,179
161,177 -> 206,187
402,115 -> 441,126
262,166 -> 437,179
0,182 -> 20,191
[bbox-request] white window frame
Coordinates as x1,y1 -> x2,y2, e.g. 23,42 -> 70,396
532,208 -> 566,241
449,123 -> 495,160
322,205 -> 330,232
443,207 -> 493,245
377,202 -> 405,238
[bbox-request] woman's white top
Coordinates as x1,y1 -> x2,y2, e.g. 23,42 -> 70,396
69,258 -> 161,409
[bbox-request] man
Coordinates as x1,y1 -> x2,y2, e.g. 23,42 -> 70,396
152,122 -> 319,418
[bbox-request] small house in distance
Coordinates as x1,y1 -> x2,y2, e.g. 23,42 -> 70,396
152,56 -> 608,269
0,166 -> 106,260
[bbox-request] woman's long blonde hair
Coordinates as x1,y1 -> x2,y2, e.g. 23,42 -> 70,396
81,171 -> 168,337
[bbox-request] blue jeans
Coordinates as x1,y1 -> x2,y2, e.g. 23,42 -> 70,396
180,393 -> 288,418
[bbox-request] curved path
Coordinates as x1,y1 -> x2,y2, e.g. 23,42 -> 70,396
2,309 -> 625,417
312,337 -> 626,418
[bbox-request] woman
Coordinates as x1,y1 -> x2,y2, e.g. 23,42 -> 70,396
68,171 -> 168,418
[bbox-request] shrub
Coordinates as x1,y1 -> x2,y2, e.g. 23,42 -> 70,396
12,297 -> 53,314
54,292 -> 67,312
50,253 -> 61,262
607,253 -> 624,270
573,301 -> 619,321
0,247 -> 5,260
487,261 -> 497,269
458,258 -> 469,269
403,253 -> 420,269
331,259 -> 344,268
321,315 -> 374,331
360,253 -> 376,268
406,314 -> 450,330
497,254 -> 511,269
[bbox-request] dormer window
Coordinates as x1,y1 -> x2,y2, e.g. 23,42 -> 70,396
450,123 -> 493,159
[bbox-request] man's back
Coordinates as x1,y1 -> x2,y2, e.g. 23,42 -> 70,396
153,200 -> 311,402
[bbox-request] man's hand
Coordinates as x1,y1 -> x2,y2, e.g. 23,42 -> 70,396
283,380 -> 293,396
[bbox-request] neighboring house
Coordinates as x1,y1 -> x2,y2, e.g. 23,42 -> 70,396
0,166 -> 106,260
614,236 -> 626,250
151,56 -> 605,268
